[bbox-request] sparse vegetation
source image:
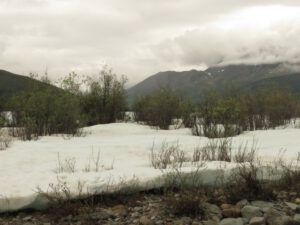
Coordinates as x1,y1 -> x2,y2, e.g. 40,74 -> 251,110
150,141 -> 187,169
223,162 -> 275,203
83,149 -> 114,172
55,153 -> 77,174
192,88 -> 300,138
55,149 -> 114,174
166,189 -> 206,217
149,139 -> 300,204
151,138 -> 258,168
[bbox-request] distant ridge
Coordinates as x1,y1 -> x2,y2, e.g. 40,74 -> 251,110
127,63 -> 300,102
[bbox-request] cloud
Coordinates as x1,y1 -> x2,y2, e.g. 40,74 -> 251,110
152,6 -> 300,69
0,1 -> 300,84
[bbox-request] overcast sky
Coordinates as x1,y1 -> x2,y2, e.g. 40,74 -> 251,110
1,0 -> 300,85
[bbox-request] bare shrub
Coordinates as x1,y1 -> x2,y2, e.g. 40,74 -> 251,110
36,180 -> 72,205
162,163 -> 207,217
0,129 -> 13,150
163,166 -> 204,192
223,162 -> 275,203
166,189 -> 206,217
83,149 -> 114,172
35,178 -> 89,221
150,141 -> 187,169
55,153 -> 77,173
114,176 -> 142,195
192,138 -> 232,162
193,138 -> 258,163
233,139 -> 258,163
269,152 -> 300,193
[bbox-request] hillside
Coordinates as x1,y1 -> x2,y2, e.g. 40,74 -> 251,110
127,63 -> 300,102
0,70 -> 45,98
0,70 -> 64,108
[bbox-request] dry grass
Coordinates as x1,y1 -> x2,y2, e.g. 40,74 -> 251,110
166,189 -> 206,217
55,153 -> 77,173
192,138 -> 231,162
233,139 -> 258,163
150,141 -> 187,169
83,149 -> 114,173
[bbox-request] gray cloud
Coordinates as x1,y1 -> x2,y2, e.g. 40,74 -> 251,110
151,5 -> 300,74
0,1 -> 300,85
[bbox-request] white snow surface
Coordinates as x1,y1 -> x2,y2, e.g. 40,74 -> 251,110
0,123 -> 300,212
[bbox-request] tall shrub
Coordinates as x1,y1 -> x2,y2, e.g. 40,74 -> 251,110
8,78 -> 83,140
81,68 -> 127,125
133,88 -> 195,129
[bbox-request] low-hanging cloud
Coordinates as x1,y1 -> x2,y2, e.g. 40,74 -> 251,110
152,6 -> 300,69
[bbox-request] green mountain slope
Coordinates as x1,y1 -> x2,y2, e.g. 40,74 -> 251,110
127,63 -> 300,102
0,70 -> 45,98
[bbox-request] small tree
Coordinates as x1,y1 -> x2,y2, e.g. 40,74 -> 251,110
81,68 -> 127,125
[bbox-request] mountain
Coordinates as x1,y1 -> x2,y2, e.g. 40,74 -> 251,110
0,70 -> 64,107
127,63 -> 300,102
0,70 -> 42,98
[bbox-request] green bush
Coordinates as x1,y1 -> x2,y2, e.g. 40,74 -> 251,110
8,79 -> 83,140
133,88 -> 195,129
193,88 -> 299,138
81,68 -> 127,125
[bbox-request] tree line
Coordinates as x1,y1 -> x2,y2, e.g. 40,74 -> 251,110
133,87 -> 300,138
0,68 -> 299,140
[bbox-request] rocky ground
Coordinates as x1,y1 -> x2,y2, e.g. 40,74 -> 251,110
0,191 -> 300,225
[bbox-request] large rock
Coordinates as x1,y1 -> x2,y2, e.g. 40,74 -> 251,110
203,203 -> 222,220
236,199 -> 249,209
295,214 -> 300,222
249,217 -> 265,225
173,217 -> 193,225
139,216 -> 154,225
279,216 -> 300,225
202,220 -> 219,225
251,201 -> 274,212
241,205 -> 263,220
264,208 -> 284,225
221,204 -> 234,210
220,218 -> 244,225
285,202 -> 300,212
264,208 -> 300,225
111,204 -> 128,217
222,208 -> 241,218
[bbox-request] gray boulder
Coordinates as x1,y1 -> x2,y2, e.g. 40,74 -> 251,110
220,218 -> 244,225
241,205 -> 263,220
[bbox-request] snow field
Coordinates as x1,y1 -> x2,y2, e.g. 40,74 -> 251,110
0,123 -> 299,212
